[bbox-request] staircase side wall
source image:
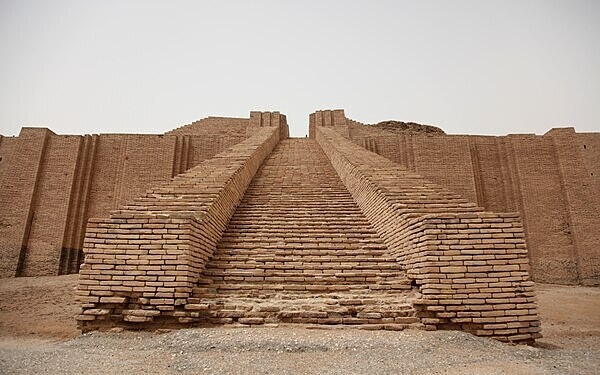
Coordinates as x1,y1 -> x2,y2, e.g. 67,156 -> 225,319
77,126 -> 281,330
316,126 -> 540,343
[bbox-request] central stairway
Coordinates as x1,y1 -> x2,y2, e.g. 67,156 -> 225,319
187,139 -> 421,329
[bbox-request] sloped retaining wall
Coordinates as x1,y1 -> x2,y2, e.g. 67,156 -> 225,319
316,126 -> 541,343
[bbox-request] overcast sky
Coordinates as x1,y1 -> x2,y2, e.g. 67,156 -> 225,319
0,0 -> 598,137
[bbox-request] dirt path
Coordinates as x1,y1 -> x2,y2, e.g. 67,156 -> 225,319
0,275 -> 599,374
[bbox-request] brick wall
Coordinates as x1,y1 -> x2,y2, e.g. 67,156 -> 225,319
401,213 -> 539,342
547,129 -> 600,285
315,125 -> 540,343
343,114 -> 599,286
0,128 -> 50,277
505,134 -> 578,283
0,116 -> 258,278
20,135 -> 81,276
86,135 -> 177,218
59,135 -> 98,274
250,111 -> 289,140
309,109 -> 347,138
166,117 -> 249,136
77,122 -> 283,330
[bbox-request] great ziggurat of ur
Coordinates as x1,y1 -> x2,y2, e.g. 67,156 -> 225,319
1,109 -> 598,344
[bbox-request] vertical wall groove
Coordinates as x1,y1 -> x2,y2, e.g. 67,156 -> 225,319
71,135 -> 98,272
469,139 -> 485,207
172,136 -> 182,177
549,139 -> 581,283
58,136 -> 85,274
183,136 -> 192,172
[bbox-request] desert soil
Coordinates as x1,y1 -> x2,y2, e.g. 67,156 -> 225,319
0,275 -> 599,374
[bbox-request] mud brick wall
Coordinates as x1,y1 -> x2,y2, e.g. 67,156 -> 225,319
401,213 -> 539,342
1,110 -> 598,286
77,123 -> 283,330
316,126 -> 540,342
250,111 -> 290,140
0,128 -> 52,277
166,116 -> 249,136
343,115 -> 599,286
0,117 -> 256,278
546,129 -> 600,285
19,135 -> 82,276
309,109 -> 347,139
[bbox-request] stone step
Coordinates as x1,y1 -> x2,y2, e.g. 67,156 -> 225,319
206,258 -> 401,266
227,214 -> 373,221
216,242 -> 384,247
195,279 -> 412,293
208,258 -> 399,264
201,274 -> 409,285
219,228 -> 383,235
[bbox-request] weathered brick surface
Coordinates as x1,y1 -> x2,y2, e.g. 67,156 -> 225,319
0,128 -> 52,277
166,116 -> 249,136
21,135 -> 81,276
0,117 -> 257,277
340,113 -> 599,286
76,116 -> 284,330
316,124 -> 540,342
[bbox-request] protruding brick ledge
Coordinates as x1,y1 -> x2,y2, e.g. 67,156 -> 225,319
77,124 -> 282,331
316,126 -> 541,343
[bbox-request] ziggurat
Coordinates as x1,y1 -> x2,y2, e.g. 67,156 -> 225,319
1,109 -> 598,343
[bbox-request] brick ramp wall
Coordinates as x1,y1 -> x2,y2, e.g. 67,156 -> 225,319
20,135 -> 81,276
316,127 -> 541,343
0,129 -> 50,277
77,126 -> 281,330
548,129 -> 600,286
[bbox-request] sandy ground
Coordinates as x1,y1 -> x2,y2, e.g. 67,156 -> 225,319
0,275 -> 599,374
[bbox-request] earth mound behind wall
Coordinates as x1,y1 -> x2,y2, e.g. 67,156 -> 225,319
370,121 -> 445,135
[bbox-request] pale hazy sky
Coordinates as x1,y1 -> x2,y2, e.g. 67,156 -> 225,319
0,0 -> 598,137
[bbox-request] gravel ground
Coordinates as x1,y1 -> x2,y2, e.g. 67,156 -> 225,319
1,327 -> 599,375
0,276 -> 599,374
